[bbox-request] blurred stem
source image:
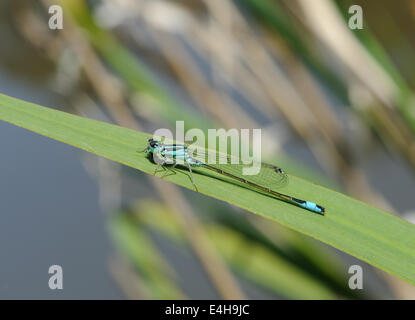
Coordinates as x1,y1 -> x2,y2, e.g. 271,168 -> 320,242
152,179 -> 246,299
202,0 -> 394,212
108,255 -> 151,299
58,0 -> 213,132
39,0 -> 246,299
296,0 -> 415,173
149,31 -> 254,129
238,0 -> 349,102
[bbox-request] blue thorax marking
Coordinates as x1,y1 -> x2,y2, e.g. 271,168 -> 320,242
148,143 -> 200,166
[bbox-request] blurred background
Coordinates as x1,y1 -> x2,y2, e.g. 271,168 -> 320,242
1,0 -> 415,299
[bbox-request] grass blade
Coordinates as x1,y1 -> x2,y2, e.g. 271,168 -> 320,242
1,93 -> 414,285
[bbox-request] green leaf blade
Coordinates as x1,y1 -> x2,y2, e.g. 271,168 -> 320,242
1,93 -> 414,285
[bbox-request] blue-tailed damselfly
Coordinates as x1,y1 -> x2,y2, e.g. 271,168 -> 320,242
144,138 -> 325,215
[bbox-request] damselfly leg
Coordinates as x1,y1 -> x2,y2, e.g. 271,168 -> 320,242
186,163 -> 198,192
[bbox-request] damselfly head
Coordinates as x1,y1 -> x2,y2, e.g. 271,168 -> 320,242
148,138 -> 159,148
146,138 -> 161,153
275,167 -> 285,174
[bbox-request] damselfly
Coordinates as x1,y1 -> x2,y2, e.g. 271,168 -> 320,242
144,138 -> 325,215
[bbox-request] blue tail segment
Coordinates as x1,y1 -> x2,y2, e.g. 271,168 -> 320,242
299,201 -> 325,215
292,198 -> 325,215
